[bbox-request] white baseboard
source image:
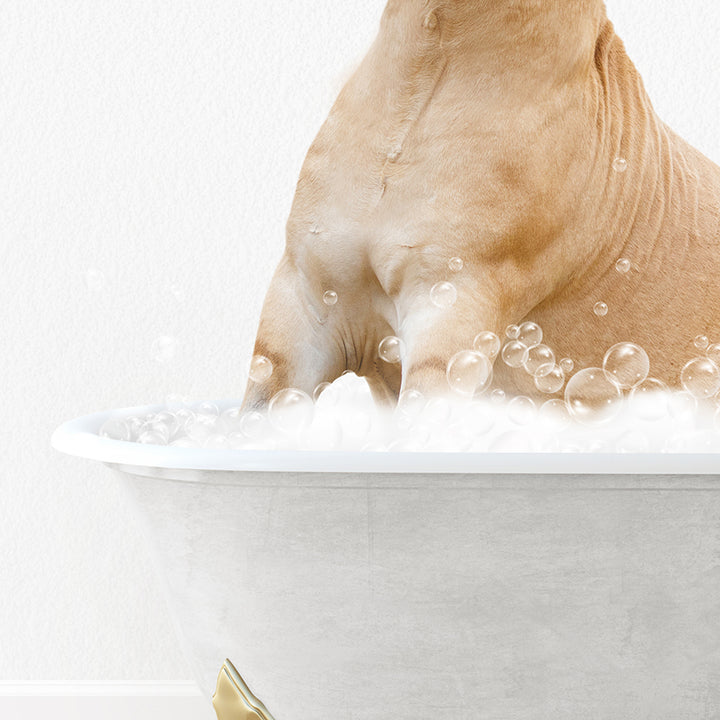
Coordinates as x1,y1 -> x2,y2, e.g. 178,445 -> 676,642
0,685 -> 215,720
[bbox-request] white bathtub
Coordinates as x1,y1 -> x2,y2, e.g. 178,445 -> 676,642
53,403 -> 720,719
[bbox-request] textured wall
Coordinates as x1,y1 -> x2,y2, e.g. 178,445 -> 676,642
1,0 -> 719,683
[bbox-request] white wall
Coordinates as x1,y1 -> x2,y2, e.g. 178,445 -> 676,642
1,0 -> 719,689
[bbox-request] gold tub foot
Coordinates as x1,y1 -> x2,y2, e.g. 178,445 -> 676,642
212,659 -> 276,720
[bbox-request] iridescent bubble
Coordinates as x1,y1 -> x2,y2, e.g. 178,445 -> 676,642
559,358 -> 574,374
448,257 -> 464,272
473,331 -> 501,359
507,396 -> 536,426
502,340 -> 529,368
602,342 -> 650,389
523,344 -> 555,377
516,321 -> 543,347
534,364 -> 565,394
323,290 -> 338,306
707,343 -> 720,365
539,399 -> 571,428
612,157 -> 628,173
593,302 -> 608,317
446,350 -> 492,397
564,367 -> 623,425
430,281 -> 457,309
681,357 -> 720,399
505,324 -> 519,339
268,388 -> 314,434
249,355 -> 273,383
629,378 -> 669,420
84,267 -> 106,291
378,336 -> 406,364
694,335 -> 710,350
615,258 -> 631,274
152,335 -> 177,364
490,389 -> 506,404
99,418 -> 130,441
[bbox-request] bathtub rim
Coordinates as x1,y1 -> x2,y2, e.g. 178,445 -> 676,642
51,402 -> 720,475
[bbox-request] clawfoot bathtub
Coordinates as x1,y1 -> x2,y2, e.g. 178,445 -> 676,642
53,404 -> 720,719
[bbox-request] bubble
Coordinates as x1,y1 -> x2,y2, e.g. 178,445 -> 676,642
268,388 -> 314,434
602,342 -> 650,389
126,416 -> 145,440
219,407 -> 244,433
151,410 -> 181,438
312,381 -> 333,403
249,355 -> 273,383
396,389 -> 426,428
490,389 -> 506,404
615,258 -> 631,274
629,378 -> 669,420
612,157 -> 628,173
707,344 -> 720,365
446,350 -> 492,397
559,358 -> 574,374
593,302 -> 608,317
564,367 -> 623,425
448,257 -> 464,272
501,340 -> 529,368
694,334 -> 710,350
186,416 -> 216,443
523,344 -> 555,377
473,331 -> 501,359
539,399 -> 571,428
517,321 -> 542,347
152,335 -> 177,364
378,336 -> 405,364
323,290 -> 338,306
681,357 -> 720,399
174,408 -> 196,432
137,430 -> 167,445
505,324 -> 519,339
239,410 -> 267,439
534,364 -> 565,394
430,281 -> 457,309
507,396 -> 536,426
204,434 -> 229,450
196,402 -> 219,417
84,267 -> 106,291
99,418 -> 130,441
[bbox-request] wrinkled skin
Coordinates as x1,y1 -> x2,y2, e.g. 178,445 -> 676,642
243,0 -> 720,408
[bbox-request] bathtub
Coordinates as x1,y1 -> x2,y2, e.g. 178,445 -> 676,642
53,402 -> 720,719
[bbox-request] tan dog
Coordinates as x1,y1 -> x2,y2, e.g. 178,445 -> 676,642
243,0 -> 720,409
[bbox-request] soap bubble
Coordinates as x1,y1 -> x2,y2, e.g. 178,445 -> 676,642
268,388 -> 314,434
508,396 -> 536,425
593,302 -> 608,317
249,355 -> 273,383
523,344 -> 555,377
152,335 -> 177,363
219,407 -> 244,433
174,408 -> 196,432
706,344 -> 720,365
323,290 -> 338,306
378,336 -> 405,364
99,418 -> 130,441
517,321 -> 542,347
196,402 -> 219,417
680,357 -> 720,399
446,350 -> 492,397
565,367 -> 623,425
559,358 -> 574,374
490,389 -> 506,404
151,410 -> 181,438
539,399 -> 571,428
612,157 -> 628,172
615,258 -> 631,274
448,257 -> 464,272
694,335 -> 710,350
473,331 -> 501,359
629,378 -> 669,420
396,389 -> 426,428
534,364 -> 565,394
602,342 -> 649,389
137,430 -> 167,445
312,381 -> 334,404
239,410 -> 267,439
505,324 -> 519,339
430,281 -> 457,308
84,267 -> 106,291
502,340 -> 529,368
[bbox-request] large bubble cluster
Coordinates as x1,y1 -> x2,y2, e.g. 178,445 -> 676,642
101,322 -> 720,453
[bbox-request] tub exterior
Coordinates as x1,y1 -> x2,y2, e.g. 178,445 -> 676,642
116,467 -> 720,720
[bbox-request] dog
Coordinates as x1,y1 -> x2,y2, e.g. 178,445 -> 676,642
242,0 -> 720,409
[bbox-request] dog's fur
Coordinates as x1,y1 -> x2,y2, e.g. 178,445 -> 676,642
243,0 -> 720,407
